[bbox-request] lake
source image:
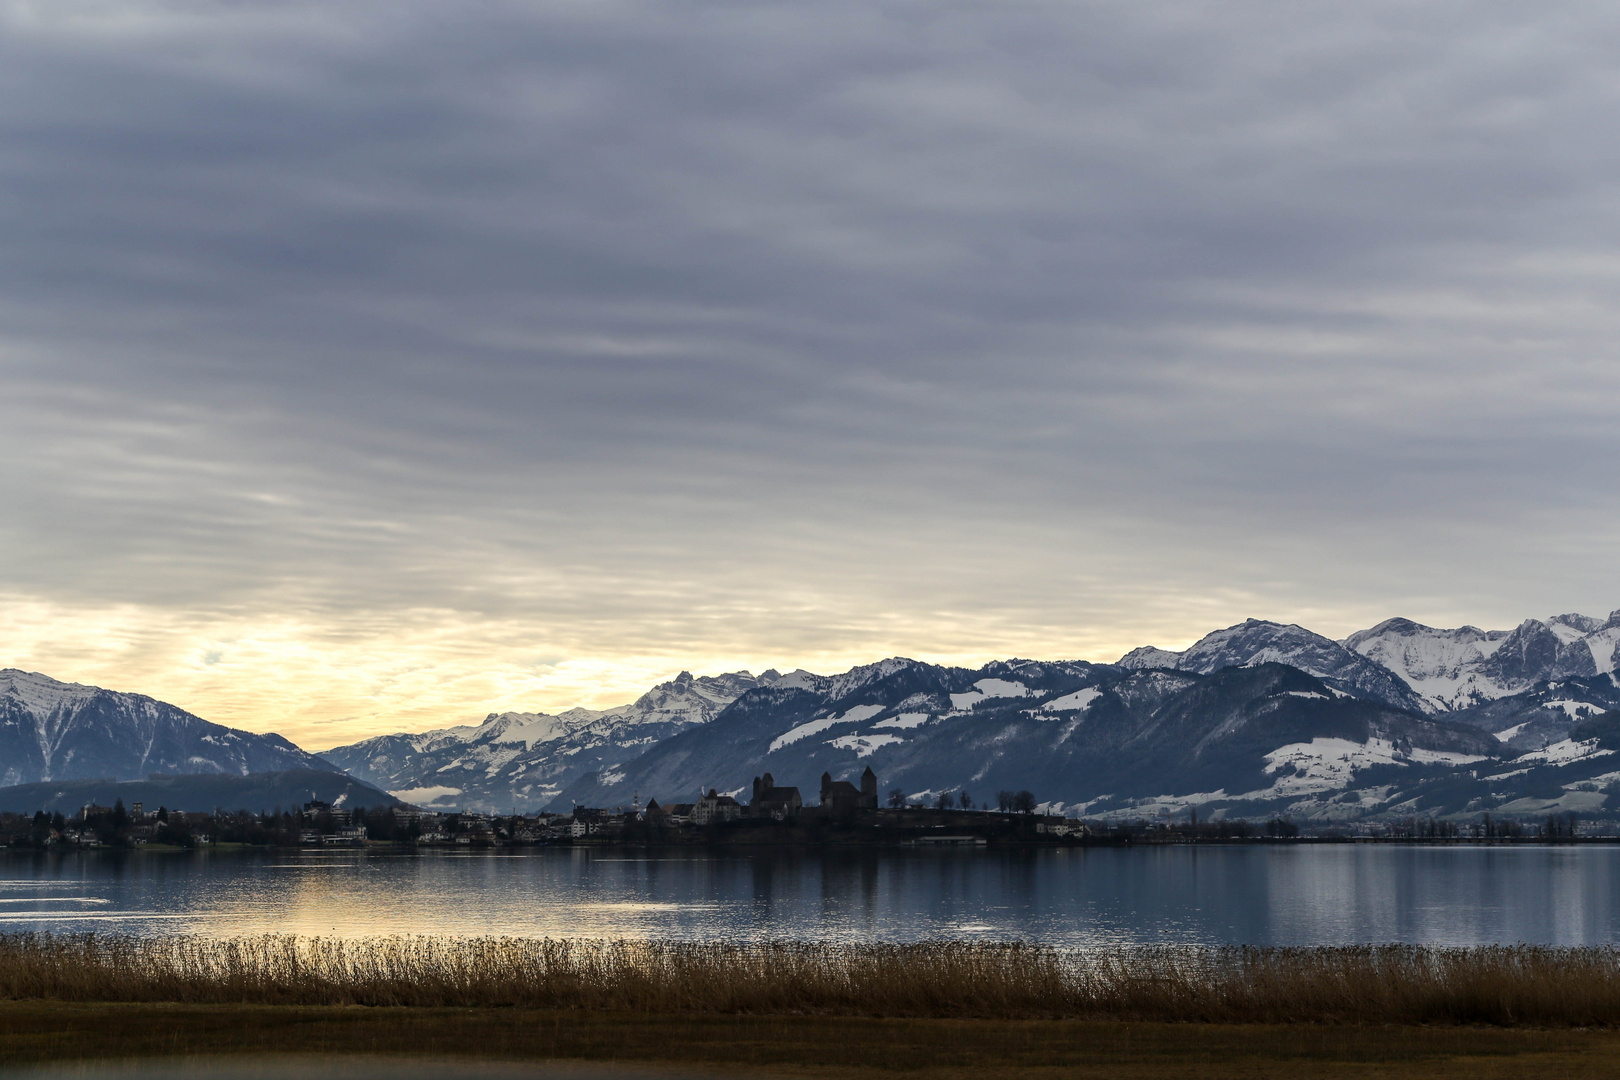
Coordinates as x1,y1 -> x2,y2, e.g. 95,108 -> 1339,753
3,844 -> 1620,946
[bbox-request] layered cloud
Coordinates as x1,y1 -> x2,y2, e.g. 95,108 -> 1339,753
3,1 -> 1619,742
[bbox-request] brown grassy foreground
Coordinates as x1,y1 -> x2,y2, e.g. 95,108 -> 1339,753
6,1003 -> 1620,1078
6,933 -> 1620,1025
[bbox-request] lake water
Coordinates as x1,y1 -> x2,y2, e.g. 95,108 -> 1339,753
3,844 -> 1620,946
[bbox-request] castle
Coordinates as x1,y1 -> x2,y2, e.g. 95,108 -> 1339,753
745,767 -> 879,818
819,767 -> 878,813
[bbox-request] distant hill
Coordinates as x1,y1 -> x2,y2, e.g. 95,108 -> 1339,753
0,669 -> 323,786
0,768 -> 404,816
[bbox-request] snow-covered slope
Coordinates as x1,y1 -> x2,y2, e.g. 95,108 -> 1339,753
1436,675 -> 1620,753
1341,618 -> 1511,711
553,653 -> 1620,824
1116,620 -> 1429,713
0,669 -> 322,786
321,669 -> 777,811
1345,612 -> 1620,711
555,656 -> 1502,821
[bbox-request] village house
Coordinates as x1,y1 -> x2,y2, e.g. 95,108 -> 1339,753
691,789 -> 743,825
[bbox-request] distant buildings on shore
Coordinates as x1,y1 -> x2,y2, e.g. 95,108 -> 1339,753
1,766 -> 1089,850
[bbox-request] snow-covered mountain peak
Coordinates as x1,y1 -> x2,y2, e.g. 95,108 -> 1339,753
1116,646 -> 1182,670
827,657 -> 924,700
1548,613 -> 1605,637
1112,621 -> 1427,713
1,669 -> 110,717
474,710 -> 583,749
744,659 -> 927,700
623,669 -> 770,721
1345,610 -> 1620,711
0,670 -> 319,786
770,669 -> 824,690
1340,618 -> 1511,712
1344,617 -> 1502,650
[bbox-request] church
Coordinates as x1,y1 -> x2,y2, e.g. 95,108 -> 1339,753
750,773 -> 803,819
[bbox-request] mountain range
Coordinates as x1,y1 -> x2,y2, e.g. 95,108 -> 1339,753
320,669 -> 775,811
1347,614 -> 1620,710
9,609 -> 1620,824
554,658 -> 1503,822
336,612 -> 1620,820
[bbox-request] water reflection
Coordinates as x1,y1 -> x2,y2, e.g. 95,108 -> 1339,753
2,845 -> 1620,945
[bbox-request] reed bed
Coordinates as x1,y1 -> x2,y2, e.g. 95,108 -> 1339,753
3,934 -> 1620,1025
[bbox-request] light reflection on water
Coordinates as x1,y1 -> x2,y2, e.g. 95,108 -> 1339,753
0,845 -> 1618,945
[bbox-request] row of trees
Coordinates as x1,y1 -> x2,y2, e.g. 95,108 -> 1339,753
1,804 -> 193,849
1378,813 -> 1583,840
0,802 -> 427,849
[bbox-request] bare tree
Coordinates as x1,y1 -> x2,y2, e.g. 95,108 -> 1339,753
997,790 -> 1014,813
888,788 -> 904,809
935,791 -> 953,810
958,791 -> 973,810
1013,790 -> 1036,814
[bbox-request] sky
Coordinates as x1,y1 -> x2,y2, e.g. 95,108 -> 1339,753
4,1 -> 1620,749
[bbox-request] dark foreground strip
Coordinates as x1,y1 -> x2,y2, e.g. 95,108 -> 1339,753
2,1003 -> 1619,1079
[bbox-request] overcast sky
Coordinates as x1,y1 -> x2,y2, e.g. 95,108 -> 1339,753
4,1 -> 1620,747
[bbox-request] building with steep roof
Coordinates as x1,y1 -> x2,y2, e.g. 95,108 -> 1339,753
749,773 -> 802,819
691,788 -> 742,825
819,767 -> 878,813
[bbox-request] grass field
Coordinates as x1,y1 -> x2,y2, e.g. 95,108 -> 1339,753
9,935 -> 1620,1077
7,934 -> 1620,1025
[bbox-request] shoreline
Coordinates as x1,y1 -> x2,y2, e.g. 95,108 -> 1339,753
8,834 -> 1620,856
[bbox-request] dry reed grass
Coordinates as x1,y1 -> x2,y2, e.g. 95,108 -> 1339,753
2,934 -> 1618,1025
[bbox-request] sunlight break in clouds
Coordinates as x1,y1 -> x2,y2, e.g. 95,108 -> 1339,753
4,2 -> 1620,745
0,585 -> 1289,749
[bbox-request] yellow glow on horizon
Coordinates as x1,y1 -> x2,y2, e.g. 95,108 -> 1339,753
0,590 -> 1396,751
